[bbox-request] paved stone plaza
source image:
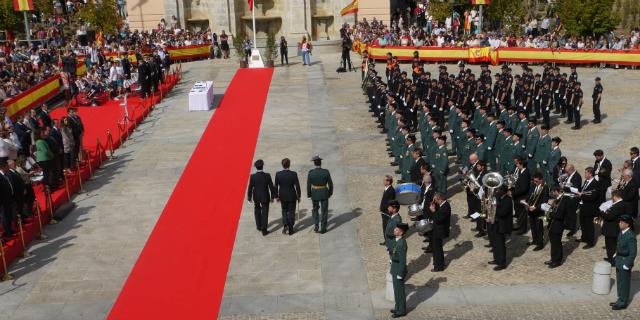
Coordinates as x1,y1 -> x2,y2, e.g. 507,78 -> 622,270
0,54 -> 639,319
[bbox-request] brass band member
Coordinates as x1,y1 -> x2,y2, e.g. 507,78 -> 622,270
562,164 -> 581,238
464,153 -> 480,220
593,149 -> 612,202
473,161 -> 488,238
526,172 -> 549,251
489,185 -> 512,271
419,174 -> 435,253
576,167 -> 600,249
547,186 -> 568,268
379,175 -> 396,245
426,192 -> 451,272
619,169 -> 639,219
512,157 -> 531,235
599,191 -> 628,266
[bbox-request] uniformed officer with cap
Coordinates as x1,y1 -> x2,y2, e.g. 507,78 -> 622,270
390,222 -> 409,318
592,77 -> 603,124
611,215 -> 636,310
307,155 -> 333,233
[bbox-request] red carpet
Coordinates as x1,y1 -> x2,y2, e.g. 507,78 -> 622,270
108,68 -> 274,320
0,69 -> 181,276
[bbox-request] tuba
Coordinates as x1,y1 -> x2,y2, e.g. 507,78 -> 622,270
481,172 -> 504,224
463,169 -> 482,197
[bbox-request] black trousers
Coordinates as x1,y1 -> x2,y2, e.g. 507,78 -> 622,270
1,203 -> 15,235
605,236 -> 617,264
542,110 -> 550,128
280,50 -> 288,65
593,101 -> 601,121
487,222 -> 496,247
493,232 -> 507,267
39,160 -> 54,187
253,202 -> 269,233
341,49 -> 351,69
549,231 -> 563,264
381,213 -> 390,240
516,203 -> 528,233
529,216 -> 544,246
432,236 -> 445,269
566,104 -> 574,122
476,217 -> 486,235
574,106 -> 581,128
579,214 -> 595,246
280,201 -> 296,228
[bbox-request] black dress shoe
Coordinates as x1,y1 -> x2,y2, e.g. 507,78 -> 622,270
533,245 -> 544,251
390,162 -> 399,166
377,124 -> 384,128
566,231 -> 576,237
282,228 -> 287,234
575,239 -> 585,243
430,268 -> 442,272
609,302 -> 617,306
484,244 -> 492,248
394,170 -> 402,174
603,257 -> 611,262
571,126 -> 580,130
390,309 -> 396,313
422,238 -> 429,243
544,260 -> 552,265
462,216 -> 470,219
612,305 -> 627,310
583,244 -> 594,249
424,248 -> 433,253
475,233 -> 486,238
493,265 -> 506,271
380,242 -> 386,245
314,225 -> 319,232
262,231 -> 269,236
548,262 -> 561,268
391,314 -> 405,318
488,260 -> 497,265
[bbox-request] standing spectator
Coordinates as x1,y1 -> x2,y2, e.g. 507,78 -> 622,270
541,16 -> 550,34
60,117 -> 75,173
242,37 -> 252,64
280,36 -> 288,66
299,36 -> 312,66
219,30 -> 230,59
34,129 -> 54,188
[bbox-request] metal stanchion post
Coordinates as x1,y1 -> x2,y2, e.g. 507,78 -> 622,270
34,201 -> 48,239
16,215 -> 31,258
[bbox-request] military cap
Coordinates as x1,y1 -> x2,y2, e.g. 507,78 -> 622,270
396,223 -> 409,232
311,155 -> 322,161
551,136 -> 562,143
388,200 -> 400,210
619,215 -> 634,227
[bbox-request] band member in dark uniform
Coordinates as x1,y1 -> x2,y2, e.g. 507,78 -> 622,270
419,174 -> 435,252
547,186 -> 568,268
390,222 -> 409,318
275,158 -> 301,235
426,192 -> 451,272
526,172 -> 549,251
379,175 -> 396,245
576,167 -> 600,248
561,164 -> 581,238
592,77 -> 603,123
512,157 -> 531,235
489,185 -> 512,271
619,169 -> 639,218
247,159 -> 276,236
473,161 -> 488,237
593,149 -> 612,201
599,191 -> 627,266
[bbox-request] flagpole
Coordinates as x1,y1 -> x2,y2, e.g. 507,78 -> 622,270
23,11 -> 31,45
252,1 -> 257,50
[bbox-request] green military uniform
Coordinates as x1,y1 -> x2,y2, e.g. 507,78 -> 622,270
513,140 -> 527,160
390,236 -> 408,316
525,127 -> 539,173
494,129 -> 506,172
476,142 -> 488,163
455,127 -> 467,163
516,119 -> 528,141
533,134 -> 551,173
614,227 -> 637,308
432,145 -> 448,194
499,109 -> 510,126
485,121 -> 498,170
499,135 -> 514,174
544,146 -> 561,187
477,114 -> 489,137
385,214 -> 402,252
471,107 -> 482,130
401,143 -> 415,181
461,137 -> 476,169
508,113 -> 520,133
307,165 -> 333,232
392,130 -> 405,163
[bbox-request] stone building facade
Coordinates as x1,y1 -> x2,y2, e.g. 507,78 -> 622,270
126,0 -> 391,42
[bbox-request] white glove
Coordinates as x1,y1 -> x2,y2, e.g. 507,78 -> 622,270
555,90 -> 559,93
471,97 -> 475,102
488,147 -> 492,151
495,98 -> 498,102
410,109 -> 414,113
528,153 -> 533,158
623,265 -> 629,271
519,102 -> 523,107
563,96 -> 566,100
433,104 -> 437,108
576,107 -> 580,111
522,145 -> 526,149
536,97 -> 540,101
449,129 -> 454,133
545,107 -> 549,111
543,160 -> 547,165
439,108 -> 443,112
397,275 -> 403,279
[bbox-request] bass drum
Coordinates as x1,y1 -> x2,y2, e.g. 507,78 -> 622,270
395,183 -> 420,205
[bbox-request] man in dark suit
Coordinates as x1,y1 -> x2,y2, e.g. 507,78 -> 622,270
0,158 -> 16,239
547,186 -> 568,268
576,167 -> 600,248
275,158 -> 301,235
464,154 -> 480,220
490,186 -> 513,271
630,147 -> 640,183
409,148 -> 426,184
600,191 -> 628,266
418,174 -> 435,252
38,104 -> 53,128
379,175 -> 396,245
6,160 -> 26,221
527,172 -> 549,251
562,164 -> 581,238
473,161 -> 488,237
426,192 -> 451,272
67,108 -> 85,162
593,149 -> 612,202
512,157 -> 531,235
13,115 -> 32,157
44,126 -> 63,187
619,169 -> 639,218
247,159 -> 276,236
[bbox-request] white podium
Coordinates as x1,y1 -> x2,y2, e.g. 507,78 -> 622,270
188,81 -> 214,111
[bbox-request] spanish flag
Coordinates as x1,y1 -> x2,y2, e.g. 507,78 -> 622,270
340,0 -> 358,16
471,0 -> 491,4
13,0 -> 33,11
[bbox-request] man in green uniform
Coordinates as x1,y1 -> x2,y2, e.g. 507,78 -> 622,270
485,113 -> 498,170
307,155 -> 333,233
461,128 -> 477,169
524,118 -> 539,174
475,134 -> 488,164
543,137 -> 562,187
401,135 -> 416,182
499,128 -> 514,174
533,125 -> 551,172
432,136 -> 449,195
385,200 -> 402,252
612,215 -> 636,310
390,222 -> 409,318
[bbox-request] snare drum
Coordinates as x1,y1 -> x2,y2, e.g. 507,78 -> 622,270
395,183 -> 420,205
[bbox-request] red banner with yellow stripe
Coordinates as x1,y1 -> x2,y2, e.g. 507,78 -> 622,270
13,0 -> 33,11
3,76 -> 60,117
166,44 -> 210,60
365,45 -> 640,66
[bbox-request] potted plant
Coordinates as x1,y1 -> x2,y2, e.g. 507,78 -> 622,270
233,28 -> 248,68
264,30 -> 278,68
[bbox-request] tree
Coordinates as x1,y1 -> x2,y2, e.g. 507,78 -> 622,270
79,0 -> 121,33
555,0 -> 620,36
485,0 -> 528,35
429,1 -> 452,24
0,0 -> 20,31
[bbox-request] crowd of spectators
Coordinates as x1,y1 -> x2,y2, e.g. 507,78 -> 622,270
351,1 -> 640,51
